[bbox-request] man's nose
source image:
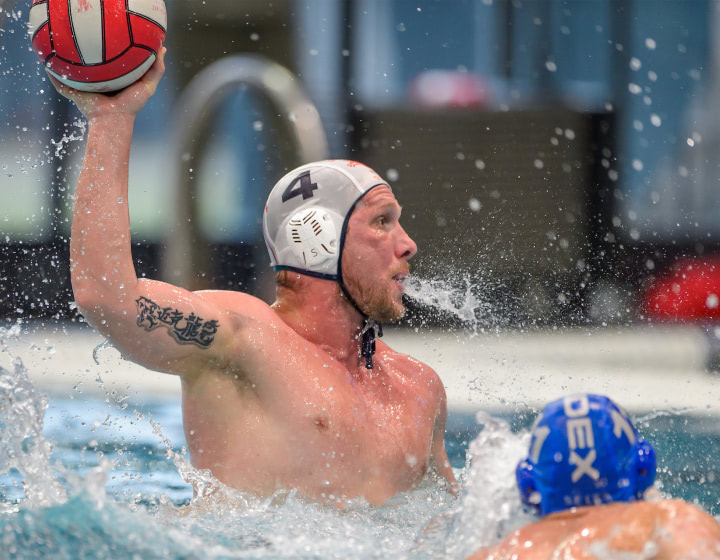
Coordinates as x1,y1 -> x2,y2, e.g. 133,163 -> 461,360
396,224 -> 418,260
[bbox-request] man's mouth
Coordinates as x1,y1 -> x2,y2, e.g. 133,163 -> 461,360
391,272 -> 408,291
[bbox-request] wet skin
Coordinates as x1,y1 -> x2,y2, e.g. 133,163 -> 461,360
468,500 -> 720,560
53,50 -> 458,506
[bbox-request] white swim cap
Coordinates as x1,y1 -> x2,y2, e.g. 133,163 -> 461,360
263,160 -> 389,279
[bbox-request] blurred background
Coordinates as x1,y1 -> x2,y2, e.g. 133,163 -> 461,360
1,0 -> 720,343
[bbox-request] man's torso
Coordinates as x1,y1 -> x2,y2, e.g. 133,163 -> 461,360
178,295 -> 443,505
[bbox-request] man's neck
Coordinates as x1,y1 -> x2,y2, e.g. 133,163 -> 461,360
272,276 -> 366,368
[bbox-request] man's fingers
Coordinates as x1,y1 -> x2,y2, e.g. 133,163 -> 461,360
46,72 -> 72,98
44,47 -> 166,117
144,46 -> 167,89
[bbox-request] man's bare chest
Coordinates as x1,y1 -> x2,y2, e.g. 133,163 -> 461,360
272,361 -> 435,452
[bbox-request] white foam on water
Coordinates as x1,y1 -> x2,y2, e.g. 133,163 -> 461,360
0,325 -> 67,512
413,412 -> 532,559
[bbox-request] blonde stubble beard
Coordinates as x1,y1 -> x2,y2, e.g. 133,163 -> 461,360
342,266 -> 406,323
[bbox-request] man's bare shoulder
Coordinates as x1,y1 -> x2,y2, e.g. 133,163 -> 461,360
194,289 -> 278,323
656,497 -> 718,521
654,499 -> 720,551
618,498 -> 719,529
589,500 -> 720,559
376,339 -> 444,387
470,501 -> 720,560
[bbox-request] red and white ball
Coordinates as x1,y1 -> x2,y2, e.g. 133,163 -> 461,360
29,0 -> 167,93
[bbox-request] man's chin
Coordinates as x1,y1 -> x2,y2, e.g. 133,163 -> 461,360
368,302 -> 406,324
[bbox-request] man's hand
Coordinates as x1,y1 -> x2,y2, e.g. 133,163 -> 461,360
47,47 -> 166,120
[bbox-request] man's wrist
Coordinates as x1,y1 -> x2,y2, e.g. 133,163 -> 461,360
87,112 -> 136,128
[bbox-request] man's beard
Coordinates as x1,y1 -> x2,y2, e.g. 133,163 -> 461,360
342,268 -> 406,323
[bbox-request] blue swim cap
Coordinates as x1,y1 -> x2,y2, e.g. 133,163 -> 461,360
516,394 -> 656,516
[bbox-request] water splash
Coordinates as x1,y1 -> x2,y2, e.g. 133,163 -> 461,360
50,119 -> 87,159
405,276 -> 483,324
0,325 -> 66,512
413,412 -> 531,559
404,275 -> 492,335
146,415 -> 259,513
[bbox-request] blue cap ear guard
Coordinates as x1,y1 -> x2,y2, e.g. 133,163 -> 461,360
516,394 -> 656,516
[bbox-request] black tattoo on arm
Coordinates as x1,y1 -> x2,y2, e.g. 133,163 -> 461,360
135,296 -> 219,348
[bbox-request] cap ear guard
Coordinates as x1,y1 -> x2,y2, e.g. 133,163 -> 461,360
285,207 -> 339,269
633,438 -> 656,498
516,459 -> 542,515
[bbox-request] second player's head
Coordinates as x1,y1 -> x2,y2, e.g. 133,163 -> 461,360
516,393 -> 656,516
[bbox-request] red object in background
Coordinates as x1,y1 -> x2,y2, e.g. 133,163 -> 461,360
643,257 -> 720,321
408,70 -> 491,109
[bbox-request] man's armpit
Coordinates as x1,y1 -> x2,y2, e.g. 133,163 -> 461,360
135,296 -> 219,348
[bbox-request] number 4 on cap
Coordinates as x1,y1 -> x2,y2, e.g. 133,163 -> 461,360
282,171 -> 318,202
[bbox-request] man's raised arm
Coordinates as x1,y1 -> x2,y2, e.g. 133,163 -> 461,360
54,49 -> 239,377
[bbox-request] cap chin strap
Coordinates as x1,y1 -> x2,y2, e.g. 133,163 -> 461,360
338,281 -> 382,370
276,184 -> 386,369
335,184 -> 385,370
274,265 -> 383,369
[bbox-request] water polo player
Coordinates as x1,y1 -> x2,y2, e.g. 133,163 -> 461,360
49,50 -> 458,506
469,393 -> 720,559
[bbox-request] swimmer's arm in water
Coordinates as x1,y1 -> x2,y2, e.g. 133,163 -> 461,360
54,49 -> 257,379
430,377 -> 459,495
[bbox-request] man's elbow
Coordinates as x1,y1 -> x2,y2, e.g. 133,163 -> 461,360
72,283 -> 132,329
72,292 -> 109,329
72,280 -> 108,312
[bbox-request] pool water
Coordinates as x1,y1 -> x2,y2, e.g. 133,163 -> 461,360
2,353 -> 720,558
0,359 -> 488,559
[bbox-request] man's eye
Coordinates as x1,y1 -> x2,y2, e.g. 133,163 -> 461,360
378,217 -> 386,226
